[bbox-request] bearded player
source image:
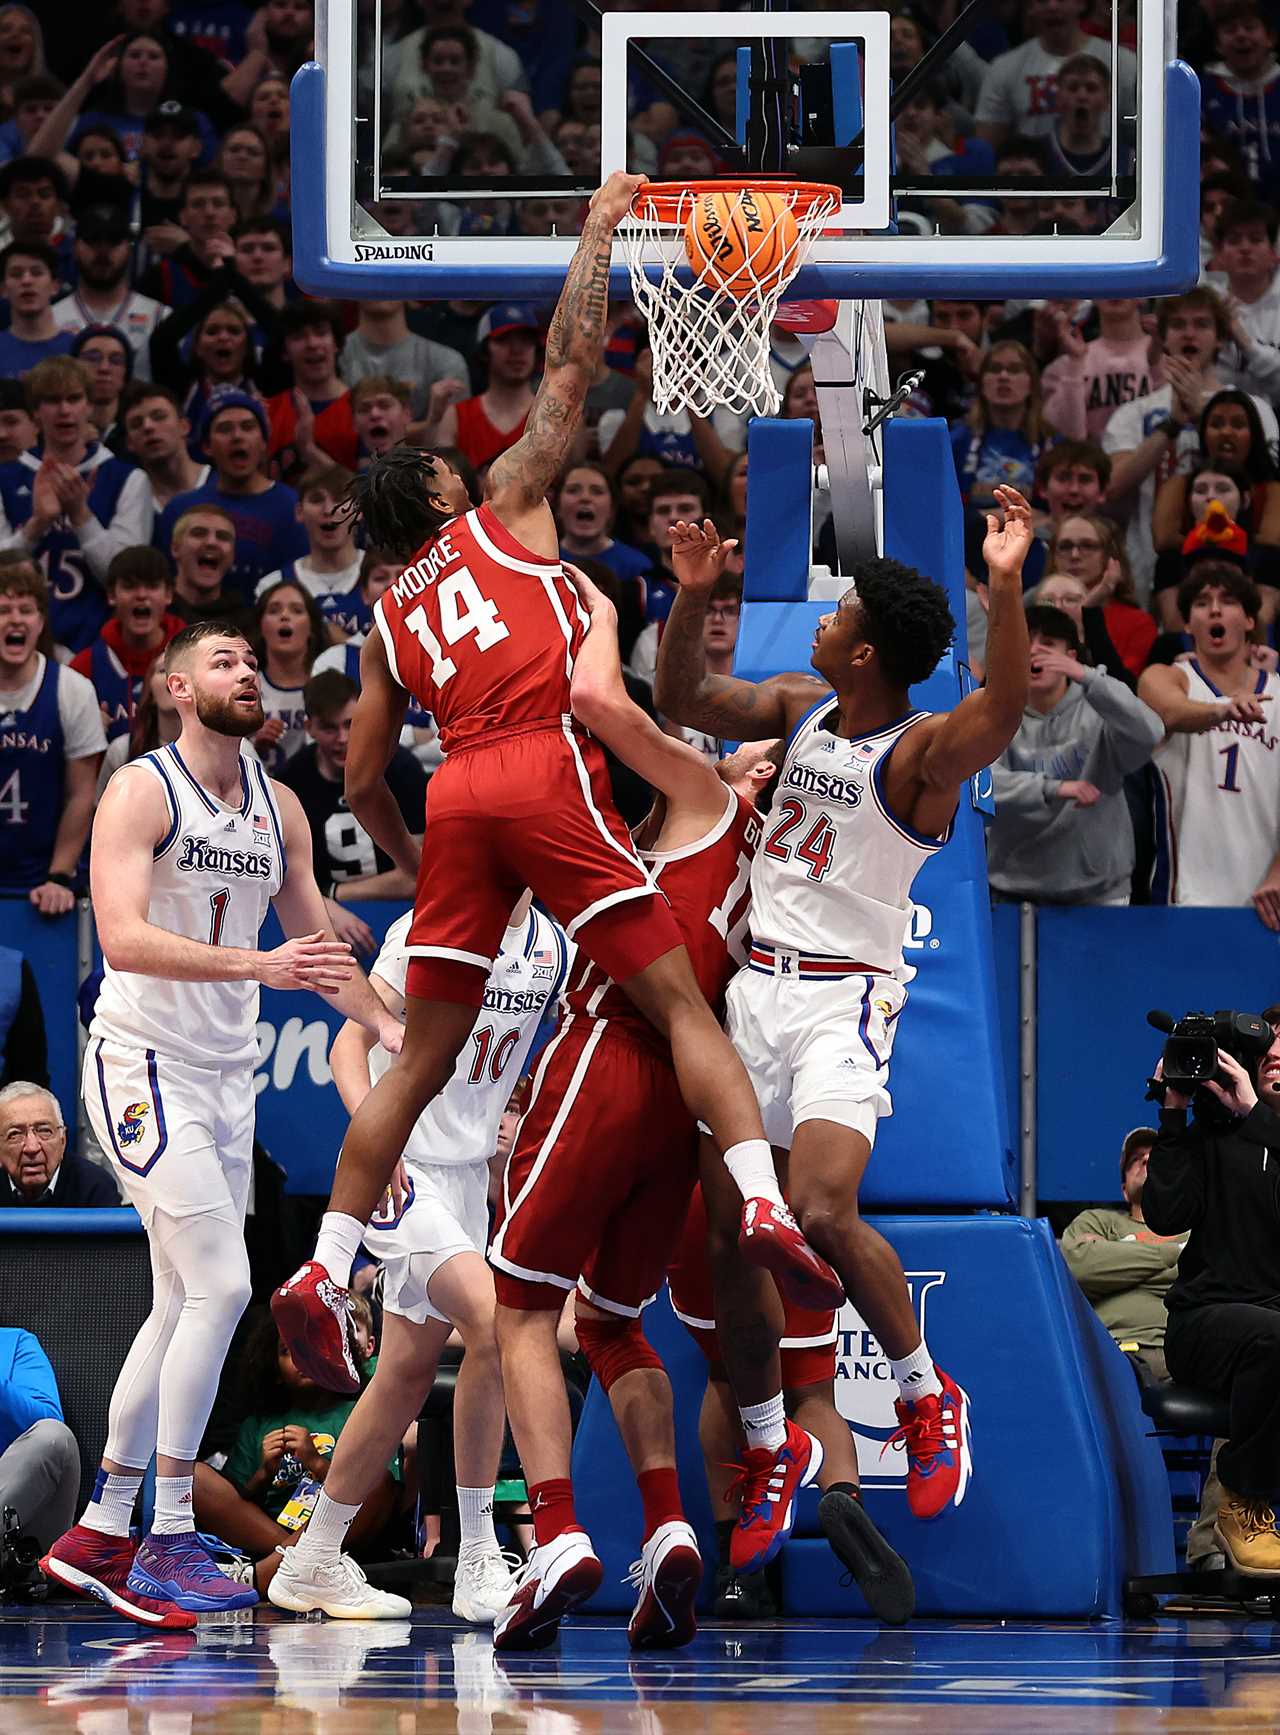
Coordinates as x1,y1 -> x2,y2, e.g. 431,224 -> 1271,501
488,564 -> 781,1651
654,489 -> 1034,1570
40,621 -> 399,1626
272,172 -> 840,1392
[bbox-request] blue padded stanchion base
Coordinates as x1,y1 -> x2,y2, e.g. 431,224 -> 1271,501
574,1216 -> 1173,1617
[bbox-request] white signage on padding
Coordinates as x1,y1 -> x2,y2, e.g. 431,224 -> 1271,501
833,1270 -> 947,1489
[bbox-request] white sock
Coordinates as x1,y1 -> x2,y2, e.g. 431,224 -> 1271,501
152,1475 -> 196,1535
313,1212 -> 365,1288
890,1341 -> 942,1403
722,1140 -> 785,1208
457,1485 -> 499,1557
82,1468 -> 144,1537
292,1490 -> 361,1562
740,1393 -> 787,1452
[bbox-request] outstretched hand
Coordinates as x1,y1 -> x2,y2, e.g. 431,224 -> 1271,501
669,518 -> 739,593
981,486 -> 1034,582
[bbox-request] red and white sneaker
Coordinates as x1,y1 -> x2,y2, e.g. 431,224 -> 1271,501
39,1526 -> 197,1629
728,1418 -> 824,1574
271,1260 -> 361,1395
626,1520 -> 701,1651
884,1367 -> 973,1519
492,1531 -> 603,1652
739,1198 -> 845,1310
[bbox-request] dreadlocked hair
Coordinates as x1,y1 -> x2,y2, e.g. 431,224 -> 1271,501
850,557 -> 955,688
342,446 -> 455,560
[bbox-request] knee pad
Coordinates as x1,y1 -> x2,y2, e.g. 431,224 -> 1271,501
575,1307 -> 664,1393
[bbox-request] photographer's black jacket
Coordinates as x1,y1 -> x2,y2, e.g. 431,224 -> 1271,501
1144,1102 -> 1280,1310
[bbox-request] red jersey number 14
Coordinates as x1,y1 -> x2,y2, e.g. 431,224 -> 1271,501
404,566 -> 511,686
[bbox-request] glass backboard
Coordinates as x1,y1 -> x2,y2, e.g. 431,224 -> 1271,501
291,0 -> 1198,301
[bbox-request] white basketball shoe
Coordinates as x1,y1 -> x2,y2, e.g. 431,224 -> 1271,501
492,1531 -> 603,1652
452,1546 -> 523,1624
626,1520 -> 701,1650
267,1548 -> 412,1619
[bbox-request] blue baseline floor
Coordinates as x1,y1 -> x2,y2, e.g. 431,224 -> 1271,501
6,1600 -> 1280,1729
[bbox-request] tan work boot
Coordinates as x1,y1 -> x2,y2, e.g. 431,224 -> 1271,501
1214,1493 -> 1280,1575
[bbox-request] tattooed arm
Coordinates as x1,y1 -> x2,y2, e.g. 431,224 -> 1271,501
653,519 -> 826,739
487,170 -> 647,557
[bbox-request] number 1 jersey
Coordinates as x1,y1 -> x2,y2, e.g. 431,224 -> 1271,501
373,505 -> 588,752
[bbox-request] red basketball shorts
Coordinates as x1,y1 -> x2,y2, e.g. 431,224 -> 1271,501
490,1015 -> 698,1315
404,722 -> 681,1005
667,1185 -> 838,1389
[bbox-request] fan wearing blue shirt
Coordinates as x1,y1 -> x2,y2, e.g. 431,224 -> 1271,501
156,392 -> 308,601
556,461 -> 652,587
0,240 -> 75,377
0,355 -> 150,653
0,1321 -> 80,1550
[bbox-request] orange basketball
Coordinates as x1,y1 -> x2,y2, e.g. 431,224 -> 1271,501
684,187 -> 798,298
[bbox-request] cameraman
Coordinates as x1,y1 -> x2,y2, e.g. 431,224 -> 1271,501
1144,1006 -> 1280,1575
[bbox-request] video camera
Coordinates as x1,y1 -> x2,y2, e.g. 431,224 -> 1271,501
1147,1009 -> 1273,1128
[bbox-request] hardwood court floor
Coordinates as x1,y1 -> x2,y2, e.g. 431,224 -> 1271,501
6,1602 -> 1280,1733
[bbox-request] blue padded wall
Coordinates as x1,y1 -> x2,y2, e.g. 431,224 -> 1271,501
738,417 -> 1013,1207
574,1217 -> 1173,1616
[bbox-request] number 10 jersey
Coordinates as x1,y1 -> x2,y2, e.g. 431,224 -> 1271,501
373,505 -> 588,752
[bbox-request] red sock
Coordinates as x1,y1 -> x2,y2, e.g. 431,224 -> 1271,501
528,1478 -> 578,1548
637,1466 -> 684,1539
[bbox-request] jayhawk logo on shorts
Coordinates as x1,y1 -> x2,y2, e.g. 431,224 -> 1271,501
116,1102 -> 150,1147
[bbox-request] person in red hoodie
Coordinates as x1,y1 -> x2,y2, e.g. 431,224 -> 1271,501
69,546 -> 184,741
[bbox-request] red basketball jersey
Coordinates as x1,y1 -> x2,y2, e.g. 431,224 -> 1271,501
372,504 -> 587,752
565,786 -> 761,1043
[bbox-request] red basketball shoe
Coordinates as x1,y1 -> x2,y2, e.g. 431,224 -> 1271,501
884,1368 -> 973,1519
728,1418 -> 824,1573
40,1526 -> 197,1629
271,1260 -> 361,1394
739,1198 -> 845,1310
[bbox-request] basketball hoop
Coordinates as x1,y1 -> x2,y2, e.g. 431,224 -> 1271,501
618,180 -> 842,419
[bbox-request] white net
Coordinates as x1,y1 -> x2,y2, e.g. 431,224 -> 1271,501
618,184 -> 840,420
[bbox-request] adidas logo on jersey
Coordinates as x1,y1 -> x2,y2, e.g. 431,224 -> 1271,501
223,820 -> 236,831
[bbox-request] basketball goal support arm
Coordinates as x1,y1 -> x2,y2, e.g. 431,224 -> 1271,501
811,301 -> 890,572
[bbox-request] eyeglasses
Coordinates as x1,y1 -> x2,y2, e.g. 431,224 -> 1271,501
79,349 -> 128,368
706,602 -> 740,618
1054,538 -> 1104,555
3,1124 -> 62,1145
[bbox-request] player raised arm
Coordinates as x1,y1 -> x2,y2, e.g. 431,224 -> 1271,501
270,779 -> 404,1049
886,485 -> 1033,829
343,627 -> 418,879
565,561 -> 729,821
653,519 -> 824,739
485,171 -> 648,556
92,767 -> 354,992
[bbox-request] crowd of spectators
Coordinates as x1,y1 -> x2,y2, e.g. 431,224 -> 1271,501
0,0 -> 1272,930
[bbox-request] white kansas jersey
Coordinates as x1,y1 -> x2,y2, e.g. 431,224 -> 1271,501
751,700 -> 952,975
368,905 -> 571,1170
91,743 -> 286,1068
1153,660 -> 1280,907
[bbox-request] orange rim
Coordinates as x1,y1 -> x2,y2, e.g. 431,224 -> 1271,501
629,179 -> 842,224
